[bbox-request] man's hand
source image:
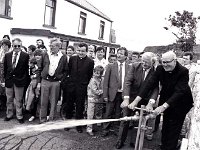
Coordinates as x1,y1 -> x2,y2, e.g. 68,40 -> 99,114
127,96 -> 142,110
120,98 -> 129,108
145,102 -> 154,112
104,98 -> 108,102
0,82 -> 5,87
128,100 -> 139,110
99,90 -> 103,95
153,106 -> 165,115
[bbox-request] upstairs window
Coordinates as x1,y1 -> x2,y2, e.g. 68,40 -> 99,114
99,21 -> 105,39
78,12 -> 87,34
44,0 -> 56,27
0,0 -> 12,18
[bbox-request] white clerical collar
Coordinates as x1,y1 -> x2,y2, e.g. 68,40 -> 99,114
117,61 -> 125,66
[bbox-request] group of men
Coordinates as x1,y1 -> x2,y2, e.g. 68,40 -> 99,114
2,37 -> 193,150
99,48 -> 193,150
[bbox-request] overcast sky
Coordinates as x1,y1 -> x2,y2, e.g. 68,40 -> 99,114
87,0 -> 200,52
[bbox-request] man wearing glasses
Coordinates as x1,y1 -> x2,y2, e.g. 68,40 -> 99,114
128,51 -> 193,150
4,38 -> 29,124
39,38 -> 68,124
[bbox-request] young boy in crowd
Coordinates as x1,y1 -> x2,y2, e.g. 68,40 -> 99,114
86,65 -> 104,136
25,49 -> 43,121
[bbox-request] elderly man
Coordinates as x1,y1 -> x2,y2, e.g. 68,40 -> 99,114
4,38 -> 29,124
115,52 -> 159,149
129,51 -> 193,150
39,38 -> 68,123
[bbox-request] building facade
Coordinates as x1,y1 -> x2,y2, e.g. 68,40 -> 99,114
0,0 -> 119,57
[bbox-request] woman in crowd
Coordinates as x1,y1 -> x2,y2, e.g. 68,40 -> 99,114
0,39 -> 11,110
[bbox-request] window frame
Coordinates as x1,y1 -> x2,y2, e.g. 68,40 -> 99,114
98,20 -> 105,40
78,12 -> 87,35
0,0 -> 12,19
43,0 -> 56,27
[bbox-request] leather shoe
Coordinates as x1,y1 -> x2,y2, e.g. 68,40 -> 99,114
76,127 -> 83,133
115,141 -> 124,149
4,117 -> 12,121
130,142 -> 135,148
18,119 -> 24,124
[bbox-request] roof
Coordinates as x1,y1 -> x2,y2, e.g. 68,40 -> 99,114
65,0 -> 112,22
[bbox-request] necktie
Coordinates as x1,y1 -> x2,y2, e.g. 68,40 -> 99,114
119,63 -> 123,89
142,69 -> 147,81
12,51 -> 18,69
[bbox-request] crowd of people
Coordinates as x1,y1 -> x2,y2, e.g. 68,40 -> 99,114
0,35 -> 199,150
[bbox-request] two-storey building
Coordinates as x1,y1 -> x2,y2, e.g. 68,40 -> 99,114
0,0 -> 119,57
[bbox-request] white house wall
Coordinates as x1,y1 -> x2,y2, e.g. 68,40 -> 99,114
0,0 -> 112,45
0,0 -> 46,39
10,0 -> 46,29
52,0 -> 111,43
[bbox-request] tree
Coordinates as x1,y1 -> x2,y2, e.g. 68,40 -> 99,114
165,10 -> 200,52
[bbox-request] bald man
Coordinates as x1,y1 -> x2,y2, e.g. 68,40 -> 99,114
130,51 -> 193,150
115,52 -> 159,149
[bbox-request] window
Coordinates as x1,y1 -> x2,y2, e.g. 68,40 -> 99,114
78,12 -> 87,34
44,0 -> 56,27
99,21 -> 105,39
60,40 -> 69,50
0,0 -> 12,17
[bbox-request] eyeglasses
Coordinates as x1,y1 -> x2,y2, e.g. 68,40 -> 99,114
162,59 -> 174,64
49,45 -> 58,48
13,45 -> 21,48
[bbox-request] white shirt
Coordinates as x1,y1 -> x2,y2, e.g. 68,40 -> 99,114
48,51 -> 63,76
12,51 -> 21,68
143,68 -> 151,80
94,58 -> 108,68
117,61 -> 126,92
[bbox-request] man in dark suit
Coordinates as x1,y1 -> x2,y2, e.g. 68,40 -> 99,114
39,38 -> 68,123
4,38 -> 29,124
115,52 -> 159,149
64,43 -> 94,133
129,51 -> 193,150
102,47 -> 131,136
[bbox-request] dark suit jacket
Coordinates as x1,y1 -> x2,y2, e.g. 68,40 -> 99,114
40,52 -> 68,81
139,62 -> 193,118
4,51 -> 29,88
68,55 -> 94,89
103,62 -> 131,102
123,62 -> 159,104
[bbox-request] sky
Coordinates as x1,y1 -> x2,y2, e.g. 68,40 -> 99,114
87,0 -> 200,52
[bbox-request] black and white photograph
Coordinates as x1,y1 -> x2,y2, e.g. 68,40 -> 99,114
0,0 -> 200,149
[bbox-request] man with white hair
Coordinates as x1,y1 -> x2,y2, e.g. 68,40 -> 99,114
129,51 -> 193,150
39,37 -> 68,123
115,52 -> 159,149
